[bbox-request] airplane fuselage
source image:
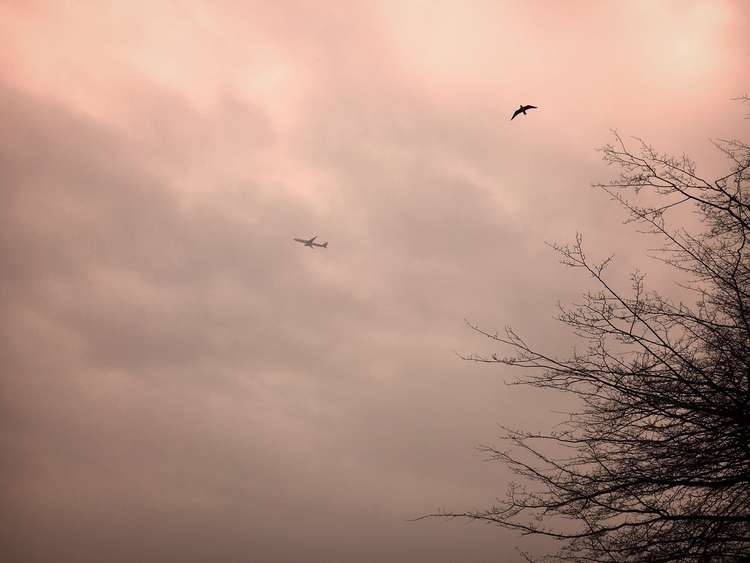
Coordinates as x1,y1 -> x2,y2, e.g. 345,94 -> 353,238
294,237 -> 328,249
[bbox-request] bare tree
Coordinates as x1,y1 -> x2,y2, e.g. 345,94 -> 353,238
733,95 -> 749,119
425,132 -> 750,561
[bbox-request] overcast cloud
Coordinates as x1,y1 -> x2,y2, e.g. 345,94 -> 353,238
2,2 -> 749,561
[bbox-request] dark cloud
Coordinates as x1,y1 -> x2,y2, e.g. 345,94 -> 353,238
0,77 -> 527,563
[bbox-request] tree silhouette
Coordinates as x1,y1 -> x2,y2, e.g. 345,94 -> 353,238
734,95 -> 750,119
429,131 -> 750,561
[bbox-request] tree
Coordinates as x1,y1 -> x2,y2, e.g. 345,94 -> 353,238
427,131 -> 750,561
733,95 -> 749,119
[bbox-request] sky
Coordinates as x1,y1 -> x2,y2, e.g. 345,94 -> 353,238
1,2 -> 749,562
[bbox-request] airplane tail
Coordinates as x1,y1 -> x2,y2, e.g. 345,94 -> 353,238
321,242 -> 328,248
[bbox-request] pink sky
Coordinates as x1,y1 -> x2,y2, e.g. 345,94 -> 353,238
2,2 -> 749,561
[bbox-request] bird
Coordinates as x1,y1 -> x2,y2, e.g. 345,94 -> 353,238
511,104 -> 538,120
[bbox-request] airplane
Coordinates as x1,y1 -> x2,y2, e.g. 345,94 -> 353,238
511,104 -> 538,120
293,235 -> 328,249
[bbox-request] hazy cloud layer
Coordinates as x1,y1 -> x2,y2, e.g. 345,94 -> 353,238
2,2 -> 749,561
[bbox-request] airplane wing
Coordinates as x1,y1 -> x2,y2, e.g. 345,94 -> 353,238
294,236 -> 316,244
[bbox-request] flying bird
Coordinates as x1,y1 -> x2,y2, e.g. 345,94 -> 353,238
511,104 -> 538,120
293,235 -> 328,249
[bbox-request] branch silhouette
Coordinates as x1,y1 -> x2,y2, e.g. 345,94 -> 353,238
428,131 -> 750,562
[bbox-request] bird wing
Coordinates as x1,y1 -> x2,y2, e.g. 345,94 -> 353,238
511,108 -> 523,120
523,105 -> 538,110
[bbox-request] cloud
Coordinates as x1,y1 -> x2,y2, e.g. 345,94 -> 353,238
1,2 -> 748,561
